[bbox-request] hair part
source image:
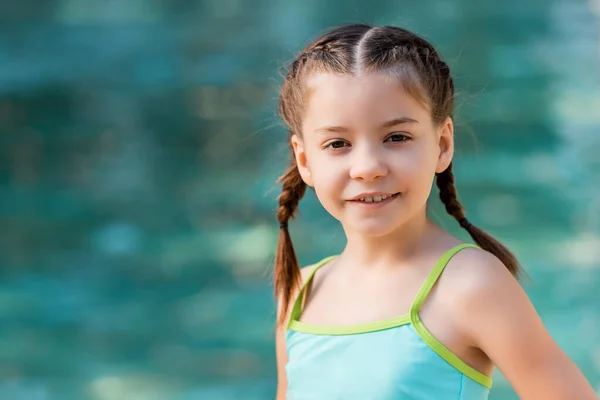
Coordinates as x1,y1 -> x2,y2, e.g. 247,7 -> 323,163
274,24 -> 521,326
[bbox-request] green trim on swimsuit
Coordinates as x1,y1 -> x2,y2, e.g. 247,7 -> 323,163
287,243 -> 493,389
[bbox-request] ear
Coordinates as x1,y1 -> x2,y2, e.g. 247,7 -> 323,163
291,135 -> 314,187
435,117 -> 454,173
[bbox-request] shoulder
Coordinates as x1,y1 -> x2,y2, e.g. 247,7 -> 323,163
276,261 -> 323,322
436,245 -> 525,333
439,247 -> 597,398
296,261 -> 321,297
439,245 -> 530,342
300,262 -> 318,282
299,255 -> 338,289
442,245 -> 518,295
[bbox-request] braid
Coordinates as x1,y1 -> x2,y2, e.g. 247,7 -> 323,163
274,160 -> 307,325
436,165 -> 521,277
276,162 -> 306,224
274,24 -> 523,329
436,164 -> 469,226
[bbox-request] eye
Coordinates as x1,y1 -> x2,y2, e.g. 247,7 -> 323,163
323,140 -> 349,150
385,133 -> 411,143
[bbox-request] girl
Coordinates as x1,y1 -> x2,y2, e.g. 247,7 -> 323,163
273,24 -> 597,399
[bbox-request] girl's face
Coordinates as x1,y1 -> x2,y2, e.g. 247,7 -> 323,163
291,72 -> 454,237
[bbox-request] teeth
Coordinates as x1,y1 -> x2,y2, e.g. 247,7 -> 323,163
358,194 -> 394,203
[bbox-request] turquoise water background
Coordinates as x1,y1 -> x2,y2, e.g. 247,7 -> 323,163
0,1 -> 599,399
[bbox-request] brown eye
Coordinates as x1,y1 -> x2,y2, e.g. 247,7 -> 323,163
325,140 -> 349,149
385,133 -> 410,143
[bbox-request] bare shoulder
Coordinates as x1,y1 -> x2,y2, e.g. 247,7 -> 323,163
300,263 -> 318,282
439,245 -> 519,304
439,246 -> 597,398
276,263 -> 318,321
435,245 -> 525,342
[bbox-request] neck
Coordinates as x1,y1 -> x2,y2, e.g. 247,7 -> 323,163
338,211 -> 444,271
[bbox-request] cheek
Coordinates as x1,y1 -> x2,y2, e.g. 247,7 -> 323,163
311,181 -> 345,221
397,145 -> 437,174
393,147 -> 439,194
311,169 -> 345,200
410,158 -> 438,181
306,152 -> 343,184
306,158 -> 347,210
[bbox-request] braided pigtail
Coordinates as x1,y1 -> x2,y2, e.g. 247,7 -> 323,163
436,164 -> 521,277
274,160 -> 307,325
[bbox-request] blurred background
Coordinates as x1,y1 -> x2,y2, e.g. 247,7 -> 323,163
0,0 -> 599,399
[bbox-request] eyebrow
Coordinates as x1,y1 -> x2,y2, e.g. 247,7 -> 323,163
314,117 -> 419,134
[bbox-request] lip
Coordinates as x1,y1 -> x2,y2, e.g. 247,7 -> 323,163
348,192 -> 399,201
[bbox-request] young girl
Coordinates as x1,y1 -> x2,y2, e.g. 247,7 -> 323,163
273,24 -> 596,399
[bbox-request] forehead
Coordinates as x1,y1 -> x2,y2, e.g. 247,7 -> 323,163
302,72 -> 431,132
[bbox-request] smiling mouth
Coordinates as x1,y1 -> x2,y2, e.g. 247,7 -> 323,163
349,193 -> 400,203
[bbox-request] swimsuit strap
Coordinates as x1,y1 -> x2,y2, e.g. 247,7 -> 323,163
287,255 -> 337,328
410,243 -> 479,314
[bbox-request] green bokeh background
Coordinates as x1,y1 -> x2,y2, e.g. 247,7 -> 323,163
0,0 -> 598,399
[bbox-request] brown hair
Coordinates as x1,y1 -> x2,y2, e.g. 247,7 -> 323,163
274,24 -> 521,325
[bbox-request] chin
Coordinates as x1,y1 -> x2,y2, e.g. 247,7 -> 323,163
345,221 -> 400,238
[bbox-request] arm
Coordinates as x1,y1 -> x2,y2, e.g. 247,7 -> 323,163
275,264 -> 315,400
456,251 -> 597,399
275,298 -> 289,400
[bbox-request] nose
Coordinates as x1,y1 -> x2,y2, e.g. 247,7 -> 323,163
348,143 -> 388,181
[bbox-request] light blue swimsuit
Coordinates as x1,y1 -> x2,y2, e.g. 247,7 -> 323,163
285,243 -> 492,400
